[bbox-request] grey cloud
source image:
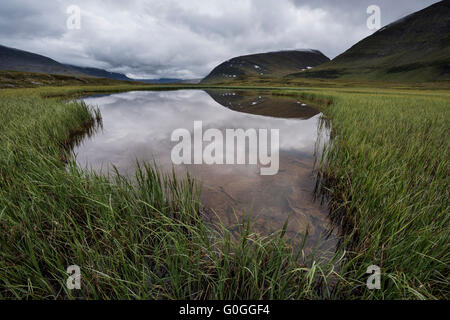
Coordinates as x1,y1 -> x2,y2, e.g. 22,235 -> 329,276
290,0 -> 440,24
0,0 -> 441,78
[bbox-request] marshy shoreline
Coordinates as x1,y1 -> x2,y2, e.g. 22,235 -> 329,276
0,83 -> 448,299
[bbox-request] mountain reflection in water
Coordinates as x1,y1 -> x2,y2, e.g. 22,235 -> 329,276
73,90 -> 337,255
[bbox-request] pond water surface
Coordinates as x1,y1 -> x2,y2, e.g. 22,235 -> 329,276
74,89 -> 337,254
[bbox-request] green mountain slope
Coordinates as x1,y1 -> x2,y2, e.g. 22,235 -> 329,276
289,1 -> 450,82
201,50 -> 330,84
0,44 -> 144,82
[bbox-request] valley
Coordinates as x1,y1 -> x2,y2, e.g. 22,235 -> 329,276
0,0 -> 448,301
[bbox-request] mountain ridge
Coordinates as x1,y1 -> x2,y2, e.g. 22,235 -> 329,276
0,44 -> 191,83
0,44 -> 86,76
63,64 -> 134,81
201,49 -> 330,84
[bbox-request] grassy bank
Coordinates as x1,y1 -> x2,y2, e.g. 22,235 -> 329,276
294,88 -> 449,299
0,84 -> 448,299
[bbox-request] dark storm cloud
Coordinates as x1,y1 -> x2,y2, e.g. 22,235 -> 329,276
0,0 -> 441,78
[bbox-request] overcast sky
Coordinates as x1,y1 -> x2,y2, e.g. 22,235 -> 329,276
0,0 -> 441,79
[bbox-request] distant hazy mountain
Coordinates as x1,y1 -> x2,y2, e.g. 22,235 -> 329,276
0,44 -> 201,84
201,49 -> 330,84
0,44 -> 186,83
179,78 -> 202,84
0,44 -> 86,76
291,1 -> 450,81
64,64 -> 133,81
132,78 -> 201,84
65,66 -> 197,83
135,78 -> 183,84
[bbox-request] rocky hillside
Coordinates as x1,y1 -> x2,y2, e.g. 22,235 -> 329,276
201,50 -> 330,84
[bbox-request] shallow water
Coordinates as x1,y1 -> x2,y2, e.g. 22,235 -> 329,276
74,89 -> 337,253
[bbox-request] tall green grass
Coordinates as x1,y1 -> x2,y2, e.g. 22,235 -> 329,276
0,85 -> 448,299
0,90 -> 336,299
313,91 -> 450,299
272,87 -> 449,299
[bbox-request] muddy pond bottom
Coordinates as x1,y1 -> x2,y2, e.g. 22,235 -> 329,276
74,89 -> 337,254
